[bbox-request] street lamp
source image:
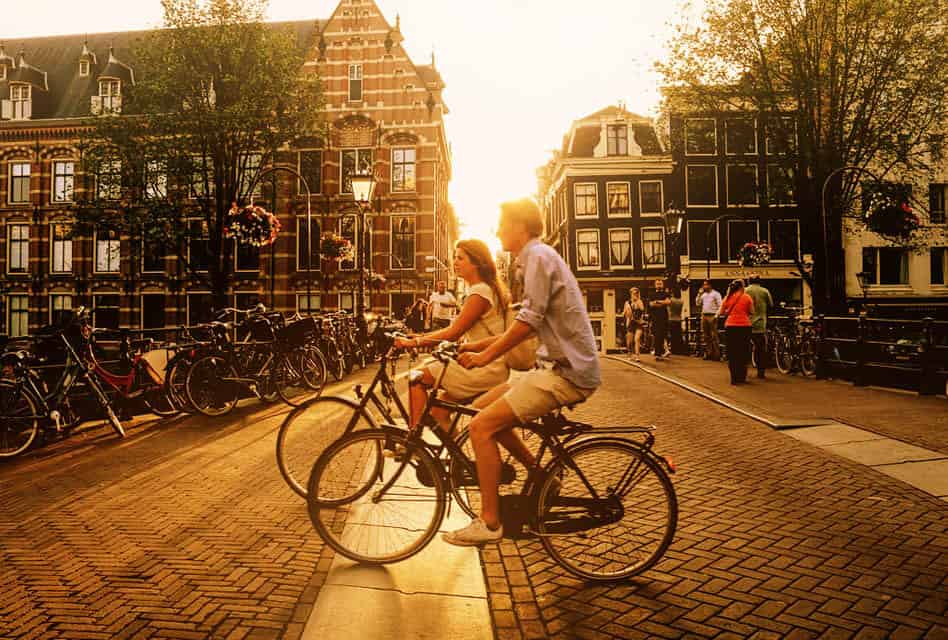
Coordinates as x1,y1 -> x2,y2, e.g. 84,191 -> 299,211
662,204 -> 686,283
349,170 -> 376,327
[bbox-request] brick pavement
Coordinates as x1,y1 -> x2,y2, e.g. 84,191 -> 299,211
485,358 -> 948,639
633,354 -> 948,455
0,366 -> 381,640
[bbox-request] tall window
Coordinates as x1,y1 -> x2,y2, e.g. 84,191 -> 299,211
391,216 -> 415,270
98,79 -> 121,112
608,229 -> 633,268
141,295 -> 166,330
298,150 -> 322,195
348,64 -> 363,102
340,293 -> 355,312
766,117 -> 797,155
97,159 -> 122,200
769,220 -> 800,261
298,294 -> 321,314
929,184 -> 946,224
767,166 -> 796,206
144,160 -> 167,198
50,294 -> 72,326
142,238 -> 165,273
191,155 -> 211,198
642,228 -> 665,267
9,162 -> 30,203
339,215 -> 357,271
7,224 -> 29,273
576,229 -> 600,269
8,296 -> 28,337
606,183 -> 630,216
684,118 -> 716,155
297,218 -> 320,271
726,165 -> 759,206
574,183 -> 598,217
95,229 -> 121,273
189,220 -> 211,271
724,118 -> 757,155
341,149 -> 373,193
50,224 -> 72,273
862,248 -> 909,285
94,294 -> 121,330
392,148 -> 416,192
639,181 -> 663,215
237,153 -> 262,198
188,293 -> 214,325
688,220 -> 719,262
52,161 -> 75,203
728,220 -> 759,262
931,248 -> 947,285
686,165 -> 717,207
607,125 -> 628,156
236,243 -> 260,272
10,84 -> 31,120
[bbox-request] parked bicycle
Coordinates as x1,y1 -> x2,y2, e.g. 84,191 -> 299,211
773,305 -> 818,376
300,337 -> 678,581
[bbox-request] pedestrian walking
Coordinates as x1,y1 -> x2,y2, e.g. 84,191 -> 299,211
428,280 -> 458,330
648,279 -> 671,360
623,287 -> 646,362
745,274 -> 774,379
720,279 -> 755,385
668,286 -> 686,355
696,279 -> 722,361
405,298 -> 427,333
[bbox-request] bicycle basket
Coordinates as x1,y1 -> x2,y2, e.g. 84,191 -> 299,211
277,317 -> 318,347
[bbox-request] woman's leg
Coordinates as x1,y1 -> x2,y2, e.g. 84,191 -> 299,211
726,328 -> 739,383
409,368 -> 437,427
634,327 -> 642,357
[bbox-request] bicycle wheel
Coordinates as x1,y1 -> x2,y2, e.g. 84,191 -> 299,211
0,381 -> 41,458
164,357 -> 194,413
800,337 -> 817,377
143,385 -> 180,417
186,356 -> 239,417
534,439 -> 677,581
300,345 -> 328,392
775,337 -> 793,374
307,428 -> 446,564
85,375 -> 125,437
272,353 -> 318,407
323,342 -> 345,381
277,396 -> 380,497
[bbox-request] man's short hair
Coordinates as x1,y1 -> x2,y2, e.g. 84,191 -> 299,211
500,198 -> 544,238
748,274 -> 761,284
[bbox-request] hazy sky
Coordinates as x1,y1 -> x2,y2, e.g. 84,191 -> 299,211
4,0 -> 699,252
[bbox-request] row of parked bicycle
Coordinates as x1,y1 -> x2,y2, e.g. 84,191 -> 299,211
0,305 -> 391,459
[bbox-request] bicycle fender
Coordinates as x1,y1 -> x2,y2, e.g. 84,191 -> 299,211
553,436 -> 677,475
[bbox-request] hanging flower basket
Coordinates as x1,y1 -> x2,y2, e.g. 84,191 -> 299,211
320,233 -> 354,262
863,193 -> 920,240
737,241 -> 772,267
224,204 -> 281,247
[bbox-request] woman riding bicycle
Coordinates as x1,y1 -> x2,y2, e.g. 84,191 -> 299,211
395,239 -> 511,431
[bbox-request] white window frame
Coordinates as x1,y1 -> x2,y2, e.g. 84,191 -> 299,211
641,227 -> 666,269
96,159 -> 122,201
931,248 -> 948,287
297,293 -> 322,314
297,149 -> 323,196
339,215 -> 358,271
684,118 -> 717,156
8,295 -> 29,337
726,164 -> 760,207
576,228 -> 601,271
238,152 -> 262,199
9,161 -> 31,204
766,118 -> 798,156
9,84 -> 31,120
49,294 -> 73,324
79,60 -> 90,77
574,183 -> 599,218
686,165 -> 718,208
348,63 -> 363,102
190,155 -> 211,200
140,293 -> 167,330
606,124 -> 628,156
768,219 -> 801,264
862,247 -> 911,287
608,228 -> 634,270
391,148 -> 417,193
187,219 -> 211,273
98,79 -> 121,113
50,223 -> 73,274
52,160 -> 76,203
638,180 -> 664,217
605,182 -> 631,218
144,159 -> 168,199
6,223 -> 29,274
340,292 -> 355,312
390,214 -> 415,271
340,148 -> 373,194
94,228 -> 121,274
766,165 -> 796,207
688,220 -> 720,264
727,219 -> 761,262
296,215 -> 321,272
724,118 -> 758,156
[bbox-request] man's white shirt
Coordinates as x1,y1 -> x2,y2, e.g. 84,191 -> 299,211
429,291 -> 457,321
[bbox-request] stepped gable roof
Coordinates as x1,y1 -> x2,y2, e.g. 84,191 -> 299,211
0,20 -> 319,121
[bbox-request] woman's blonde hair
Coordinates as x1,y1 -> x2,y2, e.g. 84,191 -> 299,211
455,239 -> 511,312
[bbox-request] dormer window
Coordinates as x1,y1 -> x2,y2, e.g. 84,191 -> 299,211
79,60 -> 89,76
607,124 -> 628,156
92,79 -> 122,115
5,84 -> 32,120
348,64 -> 363,102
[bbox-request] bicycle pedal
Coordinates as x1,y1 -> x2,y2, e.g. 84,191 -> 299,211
382,444 -> 407,461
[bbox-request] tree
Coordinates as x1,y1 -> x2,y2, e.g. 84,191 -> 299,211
74,0 -> 324,310
657,0 -> 948,310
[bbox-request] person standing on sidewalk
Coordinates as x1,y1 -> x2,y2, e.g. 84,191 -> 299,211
648,279 -> 671,360
668,286 -> 686,355
720,279 -> 755,385
696,280 -> 722,361
745,274 -> 774,379
623,287 -> 646,362
428,281 -> 458,330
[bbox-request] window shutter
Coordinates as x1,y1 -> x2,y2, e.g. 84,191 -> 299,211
0,100 -> 11,119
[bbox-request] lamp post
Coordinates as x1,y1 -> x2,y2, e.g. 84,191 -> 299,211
855,270 -> 871,311
349,170 -> 377,331
704,213 -> 736,280
425,254 -> 450,290
661,204 -> 686,283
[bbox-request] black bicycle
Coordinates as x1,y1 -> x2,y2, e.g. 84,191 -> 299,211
302,339 -> 678,582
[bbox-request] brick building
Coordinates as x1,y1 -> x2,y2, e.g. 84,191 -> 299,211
0,0 -> 456,336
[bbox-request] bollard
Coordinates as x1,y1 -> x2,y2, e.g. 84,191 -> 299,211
815,314 -> 827,379
854,314 -> 868,387
919,317 -> 938,395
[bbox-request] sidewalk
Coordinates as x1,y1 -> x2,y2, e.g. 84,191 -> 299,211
629,353 -> 948,455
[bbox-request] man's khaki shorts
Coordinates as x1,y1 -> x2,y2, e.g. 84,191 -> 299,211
503,366 -> 596,423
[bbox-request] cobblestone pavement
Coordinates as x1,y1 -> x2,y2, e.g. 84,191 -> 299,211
633,354 -> 948,455
0,366 -> 382,640
484,358 -> 948,640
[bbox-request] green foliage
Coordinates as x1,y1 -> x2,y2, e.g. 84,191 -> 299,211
74,0 -> 324,293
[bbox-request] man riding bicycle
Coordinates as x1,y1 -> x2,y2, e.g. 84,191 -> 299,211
449,198 -> 601,546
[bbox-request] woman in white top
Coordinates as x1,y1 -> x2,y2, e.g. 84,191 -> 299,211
396,239 -> 511,429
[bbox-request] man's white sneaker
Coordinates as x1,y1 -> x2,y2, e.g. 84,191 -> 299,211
442,518 -> 503,546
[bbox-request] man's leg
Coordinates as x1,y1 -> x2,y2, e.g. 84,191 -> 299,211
473,383 -> 535,468
466,397 -> 519,530
752,332 -> 766,378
